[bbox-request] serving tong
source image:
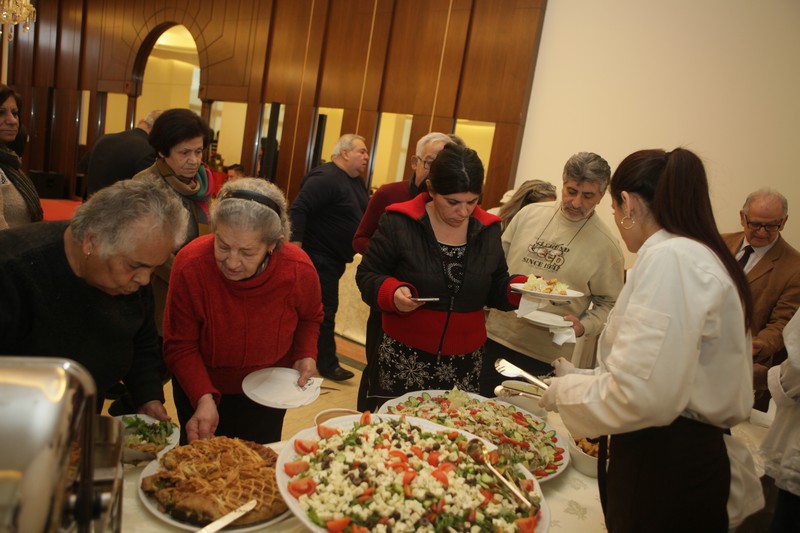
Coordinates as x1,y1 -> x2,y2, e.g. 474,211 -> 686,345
466,438 -> 533,509
494,358 -> 550,391
494,383 -> 544,401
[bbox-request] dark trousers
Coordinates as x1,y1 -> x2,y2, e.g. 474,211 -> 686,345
479,338 -> 554,397
172,379 -> 286,445
357,306 -> 383,412
604,416 -> 729,532
306,251 -> 346,374
772,488 -> 800,533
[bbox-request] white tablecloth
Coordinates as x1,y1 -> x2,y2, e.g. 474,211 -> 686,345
122,413 -> 767,532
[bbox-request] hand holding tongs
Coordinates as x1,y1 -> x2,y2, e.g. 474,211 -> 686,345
494,358 -> 549,390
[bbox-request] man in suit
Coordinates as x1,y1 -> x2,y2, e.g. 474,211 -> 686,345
86,109 -> 162,196
722,188 -> 800,411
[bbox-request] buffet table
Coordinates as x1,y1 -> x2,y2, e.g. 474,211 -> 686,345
120,413 -> 768,532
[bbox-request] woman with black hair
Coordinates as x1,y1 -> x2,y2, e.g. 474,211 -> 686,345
356,143 -> 525,411
0,85 -> 42,229
539,148 -> 759,531
133,108 -> 215,244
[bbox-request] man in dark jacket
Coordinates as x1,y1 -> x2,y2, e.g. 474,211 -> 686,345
86,109 -> 161,196
289,133 -> 370,380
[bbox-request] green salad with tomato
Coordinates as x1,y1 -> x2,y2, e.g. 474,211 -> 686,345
384,389 -> 566,480
121,415 -> 177,454
284,414 -> 543,532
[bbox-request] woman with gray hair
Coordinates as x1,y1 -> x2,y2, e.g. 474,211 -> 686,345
164,178 -> 323,444
0,177 -> 189,419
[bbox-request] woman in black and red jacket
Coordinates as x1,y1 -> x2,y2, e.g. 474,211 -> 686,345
356,143 -> 525,411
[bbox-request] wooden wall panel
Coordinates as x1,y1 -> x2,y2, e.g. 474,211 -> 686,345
264,0 -> 329,105
49,89 -> 82,182
55,0 -> 84,89
380,0 -> 471,117
95,0 -> 270,98
457,0 -> 546,123
481,121 -> 525,208
316,0 -> 393,111
199,1 -> 272,102
30,0 -> 59,88
278,103 -> 317,199
80,0 -> 104,91
6,0 -> 547,202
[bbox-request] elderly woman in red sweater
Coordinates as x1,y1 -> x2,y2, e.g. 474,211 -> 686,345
164,178 -> 323,444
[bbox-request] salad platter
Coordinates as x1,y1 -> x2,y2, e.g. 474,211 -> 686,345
278,413 -> 549,532
379,389 -> 568,481
115,414 -> 179,464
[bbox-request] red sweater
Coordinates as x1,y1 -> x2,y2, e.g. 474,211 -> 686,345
163,234 -> 324,407
352,180 -> 415,254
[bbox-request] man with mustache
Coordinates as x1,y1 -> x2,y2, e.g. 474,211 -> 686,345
480,152 -> 625,395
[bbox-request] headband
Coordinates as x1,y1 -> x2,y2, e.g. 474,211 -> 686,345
220,189 -> 282,217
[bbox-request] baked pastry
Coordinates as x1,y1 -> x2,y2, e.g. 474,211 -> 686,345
141,436 -> 287,526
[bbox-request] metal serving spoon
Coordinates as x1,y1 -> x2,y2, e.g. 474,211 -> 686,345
494,358 -> 550,391
465,438 -> 532,509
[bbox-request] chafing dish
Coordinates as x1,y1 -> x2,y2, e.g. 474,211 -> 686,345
0,357 -> 124,532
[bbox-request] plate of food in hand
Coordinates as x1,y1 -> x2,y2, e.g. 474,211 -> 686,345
116,414 -> 179,464
138,436 -> 291,531
378,388 -> 568,481
511,276 -> 583,301
278,412 -> 549,532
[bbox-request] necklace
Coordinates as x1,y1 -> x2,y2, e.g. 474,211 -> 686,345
534,205 -> 593,248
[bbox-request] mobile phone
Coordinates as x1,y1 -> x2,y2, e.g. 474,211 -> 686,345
410,297 -> 440,302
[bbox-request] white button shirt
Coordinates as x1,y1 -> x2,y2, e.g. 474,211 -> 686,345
550,229 -> 753,438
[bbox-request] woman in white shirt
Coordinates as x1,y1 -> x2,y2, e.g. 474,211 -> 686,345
761,309 -> 800,532
539,148 -> 755,532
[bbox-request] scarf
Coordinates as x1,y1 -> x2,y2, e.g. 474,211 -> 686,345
155,158 -> 212,218
0,144 -> 43,222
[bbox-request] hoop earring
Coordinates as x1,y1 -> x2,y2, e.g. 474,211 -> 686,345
621,215 -> 635,230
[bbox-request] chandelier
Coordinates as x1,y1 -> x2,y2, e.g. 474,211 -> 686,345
0,0 -> 36,41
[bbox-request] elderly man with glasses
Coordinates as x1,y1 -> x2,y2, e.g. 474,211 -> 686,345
722,188 -> 800,412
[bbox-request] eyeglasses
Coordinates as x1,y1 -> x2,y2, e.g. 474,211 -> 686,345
418,157 -> 435,169
744,216 -> 783,232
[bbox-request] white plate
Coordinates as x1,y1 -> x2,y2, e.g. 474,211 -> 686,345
277,414 -> 550,532
242,367 -> 321,408
115,414 -> 180,464
138,456 -> 291,531
378,390 -> 569,482
522,309 -> 572,328
511,282 -> 584,301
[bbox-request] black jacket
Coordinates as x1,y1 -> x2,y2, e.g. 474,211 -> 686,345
356,193 -> 523,355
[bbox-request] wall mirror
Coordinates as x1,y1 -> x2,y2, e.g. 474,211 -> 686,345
257,102 -> 285,182
311,107 -> 344,169
454,119 -> 495,181
370,112 -> 412,192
